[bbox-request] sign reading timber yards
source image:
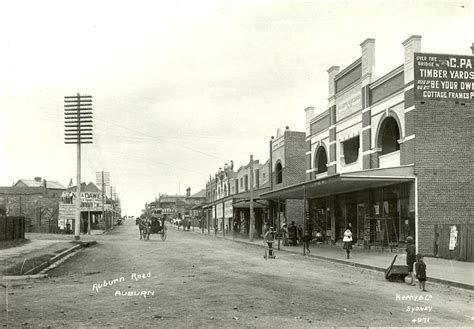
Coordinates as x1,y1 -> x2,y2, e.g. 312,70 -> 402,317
414,52 -> 474,102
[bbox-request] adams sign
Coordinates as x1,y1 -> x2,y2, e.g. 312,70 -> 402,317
414,52 -> 474,102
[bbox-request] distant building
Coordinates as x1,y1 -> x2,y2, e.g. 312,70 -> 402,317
204,158 -> 270,237
58,181 -> 120,233
185,188 -> 206,218
156,194 -> 187,219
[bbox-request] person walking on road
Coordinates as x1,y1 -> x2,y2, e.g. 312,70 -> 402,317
406,236 -> 417,286
264,226 -> 275,258
342,223 -> 353,259
415,253 -> 427,291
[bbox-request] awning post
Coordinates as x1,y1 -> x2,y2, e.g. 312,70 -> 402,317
278,197 -> 281,251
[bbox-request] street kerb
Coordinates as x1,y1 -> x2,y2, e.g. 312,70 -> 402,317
189,230 -> 474,291
4,240 -> 97,279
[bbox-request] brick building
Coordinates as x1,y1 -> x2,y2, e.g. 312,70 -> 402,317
155,193 -> 187,220
262,36 -> 473,261
266,127 -> 307,228
185,188 -> 206,219
0,177 -> 65,233
204,159 -> 270,238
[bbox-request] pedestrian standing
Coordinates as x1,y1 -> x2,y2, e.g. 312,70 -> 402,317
289,221 -> 297,246
281,224 -> 289,246
262,222 -> 269,238
297,224 -> 303,246
342,224 -> 353,259
415,253 -> 427,291
406,236 -> 416,286
302,229 -> 312,255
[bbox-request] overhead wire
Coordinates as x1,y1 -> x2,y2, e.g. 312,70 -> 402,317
13,93 -> 237,180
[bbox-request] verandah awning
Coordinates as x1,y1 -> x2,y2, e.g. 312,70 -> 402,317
260,165 -> 415,200
233,200 -> 268,209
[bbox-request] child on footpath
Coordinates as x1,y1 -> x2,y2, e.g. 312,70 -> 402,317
302,229 -> 312,255
405,236 -> 416,285
415,253 -> 427,291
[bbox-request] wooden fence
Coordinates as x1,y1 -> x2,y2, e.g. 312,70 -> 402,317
435,224 -> 474,262
0,215 -> 26,241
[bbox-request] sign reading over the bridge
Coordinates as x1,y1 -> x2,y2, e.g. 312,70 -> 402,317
414,52 -> 474,102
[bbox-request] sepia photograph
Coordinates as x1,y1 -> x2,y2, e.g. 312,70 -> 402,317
1,0 -> 473,327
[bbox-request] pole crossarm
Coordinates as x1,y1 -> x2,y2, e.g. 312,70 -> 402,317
64,92 -> 93,145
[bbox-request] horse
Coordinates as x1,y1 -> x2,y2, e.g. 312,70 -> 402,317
136,218 -> 151,240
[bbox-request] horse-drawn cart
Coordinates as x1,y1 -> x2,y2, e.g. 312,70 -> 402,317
137,217 -> 167,241
150,217 -> 167,241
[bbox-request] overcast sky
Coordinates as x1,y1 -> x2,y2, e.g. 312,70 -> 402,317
1,0 -> 473,215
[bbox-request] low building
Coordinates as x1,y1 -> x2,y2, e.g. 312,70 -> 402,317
0,177 -> 65,233
58,182 -> 119,233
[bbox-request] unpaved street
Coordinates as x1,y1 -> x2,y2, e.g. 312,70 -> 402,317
2,220 -> 472,328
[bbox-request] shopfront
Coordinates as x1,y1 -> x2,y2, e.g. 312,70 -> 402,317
261,166 -> 415,250
232,200 -> 268,238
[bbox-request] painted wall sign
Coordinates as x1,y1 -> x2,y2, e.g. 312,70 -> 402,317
224,201 -> 233,218
216,203 -> 223,218
414,52 -> 474,102
449,225 -> 458,251
61,191 -> 104,202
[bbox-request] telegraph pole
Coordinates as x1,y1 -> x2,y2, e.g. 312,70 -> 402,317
102,171 -> 105,228
64,93 -> 93,240
249,154 -> 255,242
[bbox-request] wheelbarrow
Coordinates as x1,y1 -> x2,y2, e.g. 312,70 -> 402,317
385,255 -> 408,282
264,241 -> 276,259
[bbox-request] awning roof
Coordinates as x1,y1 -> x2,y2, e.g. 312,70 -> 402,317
260,165 -> 415,200
233,200 -> 268,209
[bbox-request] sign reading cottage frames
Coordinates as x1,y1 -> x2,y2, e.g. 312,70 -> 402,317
414,52 -> 474,102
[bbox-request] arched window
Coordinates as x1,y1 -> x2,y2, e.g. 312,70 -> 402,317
379,117 -> 400,155
315,147 -> 328,174
275,162 -> 283,184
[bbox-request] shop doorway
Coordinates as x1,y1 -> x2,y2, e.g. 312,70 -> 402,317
356,204 -> 365,245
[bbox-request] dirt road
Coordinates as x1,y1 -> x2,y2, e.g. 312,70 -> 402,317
1,220 -> 472,327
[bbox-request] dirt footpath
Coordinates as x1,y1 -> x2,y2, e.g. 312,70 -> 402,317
1,222 -> 472,328
0,241 -> 75,276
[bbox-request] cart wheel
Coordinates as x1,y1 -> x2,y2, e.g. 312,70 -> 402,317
161,230 -> 167,241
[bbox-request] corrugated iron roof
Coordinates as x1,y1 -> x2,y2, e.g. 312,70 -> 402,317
15,179 -> 66,190
189,189 -> 206,198
0,186 -> 46,195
